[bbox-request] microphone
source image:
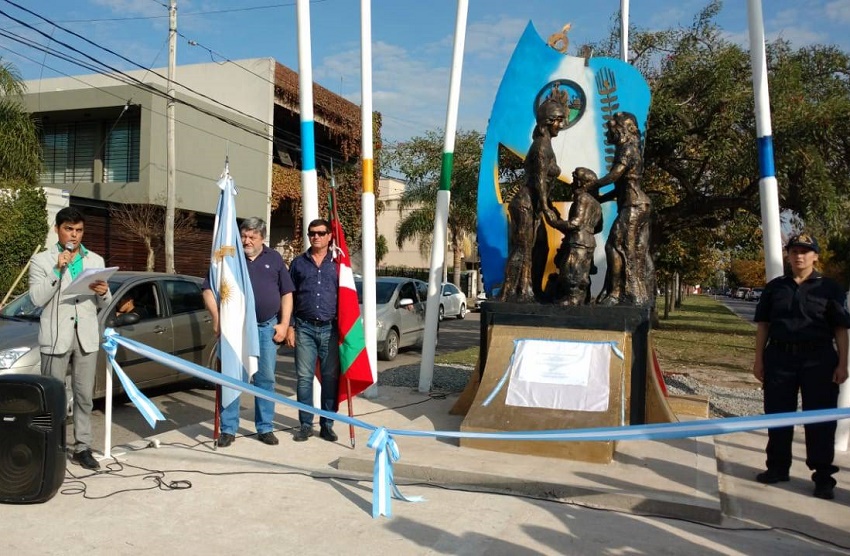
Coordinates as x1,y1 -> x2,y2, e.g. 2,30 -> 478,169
60,242 -> 74,273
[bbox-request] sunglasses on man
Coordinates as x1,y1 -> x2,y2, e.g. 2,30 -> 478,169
308,230 -> 329,237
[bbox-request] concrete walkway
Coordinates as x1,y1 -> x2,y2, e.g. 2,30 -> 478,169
4,386 -> 850,555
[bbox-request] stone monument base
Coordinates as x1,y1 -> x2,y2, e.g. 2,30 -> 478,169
459,302 -> 658,464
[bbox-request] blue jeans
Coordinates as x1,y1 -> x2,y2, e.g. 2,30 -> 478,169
294,318 -> 339,428
220,317 -> 279,434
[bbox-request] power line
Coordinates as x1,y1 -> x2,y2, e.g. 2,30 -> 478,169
0,0 -> 352,164
48,0 -> 330,24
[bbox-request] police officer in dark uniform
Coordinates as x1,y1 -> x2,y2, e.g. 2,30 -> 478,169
753,233 -> 850,500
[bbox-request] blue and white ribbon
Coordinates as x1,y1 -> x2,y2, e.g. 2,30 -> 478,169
102,330 -> 850,519
367,427 -> 424,517
101,329 -> 166,428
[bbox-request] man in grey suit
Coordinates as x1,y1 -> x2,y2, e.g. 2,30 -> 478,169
29,207 -> 111,470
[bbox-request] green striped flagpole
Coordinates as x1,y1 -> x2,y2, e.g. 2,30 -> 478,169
419,0 -> 469,393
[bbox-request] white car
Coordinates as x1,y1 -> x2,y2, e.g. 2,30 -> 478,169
439,282 -> 467,321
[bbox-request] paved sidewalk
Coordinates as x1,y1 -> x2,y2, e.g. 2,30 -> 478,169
4,386 -> 850,555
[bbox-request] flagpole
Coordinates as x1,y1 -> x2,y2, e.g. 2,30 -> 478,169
360,0 -> 378,402
620,0 -> 629,62
329,165 -> 357,448
296,0 -> 324,411
747,0 -> 783,280
296,0 -> 319,240
419,0 -> 468,393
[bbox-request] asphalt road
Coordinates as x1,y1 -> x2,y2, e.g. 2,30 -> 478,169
715,294 -> 757,323
87,311 -> 482,450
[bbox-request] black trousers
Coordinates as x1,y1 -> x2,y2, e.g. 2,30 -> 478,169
763,345 -> 839,484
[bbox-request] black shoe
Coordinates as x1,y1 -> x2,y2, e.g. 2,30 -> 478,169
814,484 -> 836,500
72,449 -> 100,470
217,433 -> 235,448
756,470 -> 790,484
293,425 -> 314,442
257,432 -> 279,445
320,426 -> 338,442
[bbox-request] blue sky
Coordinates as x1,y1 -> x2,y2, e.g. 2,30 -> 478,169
1,0 -> 849,141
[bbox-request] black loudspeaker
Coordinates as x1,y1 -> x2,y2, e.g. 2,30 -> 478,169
0,375 -> 66,504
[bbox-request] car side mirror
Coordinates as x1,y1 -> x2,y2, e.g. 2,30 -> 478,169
113,313 -> 141,327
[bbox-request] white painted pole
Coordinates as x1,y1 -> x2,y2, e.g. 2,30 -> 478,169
419,0 -> 468,393
102,361 -> 114,460
296,0 -> 322,408
296,0 -> 319,247
620,0 -> 629,62
837,298 -> 850,451
746,0 -> 783,281
360,0 -> 378,397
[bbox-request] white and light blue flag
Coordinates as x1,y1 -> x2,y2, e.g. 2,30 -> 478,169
208,164 -> 259,407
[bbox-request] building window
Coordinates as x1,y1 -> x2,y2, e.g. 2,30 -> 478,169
40,121 -> 96,184
104,117 -> 140,183
38,111 -> 140,185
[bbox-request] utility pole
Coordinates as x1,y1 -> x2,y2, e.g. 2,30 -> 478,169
165,0 -> 177,273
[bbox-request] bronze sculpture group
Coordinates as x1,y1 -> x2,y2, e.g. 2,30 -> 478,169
499,93 -> 653,307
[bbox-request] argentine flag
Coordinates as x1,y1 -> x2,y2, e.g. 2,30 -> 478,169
208,166 -> 260,408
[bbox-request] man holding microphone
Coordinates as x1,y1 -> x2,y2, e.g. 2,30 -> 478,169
29,207 -> 111,470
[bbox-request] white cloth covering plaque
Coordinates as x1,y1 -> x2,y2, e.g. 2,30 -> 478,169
504,339 -> 612,411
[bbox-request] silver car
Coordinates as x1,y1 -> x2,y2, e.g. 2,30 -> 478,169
0,272 -> 213,412
356,277 -> 430,361
440,282 -> 468,321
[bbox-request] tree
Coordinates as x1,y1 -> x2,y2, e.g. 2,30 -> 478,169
383,129 -> 483,286
109,201 -> 198,271
590,1 -> 850,282
0,58 -> 46,297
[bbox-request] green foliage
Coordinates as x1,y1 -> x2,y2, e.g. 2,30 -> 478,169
0,185 -> 47,295
0,58 -> 46,296
383,129 -> 483,286
590,1 -> 850,281
375,234 -> 388,265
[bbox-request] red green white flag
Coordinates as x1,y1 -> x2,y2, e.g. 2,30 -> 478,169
331,190 -> 375,404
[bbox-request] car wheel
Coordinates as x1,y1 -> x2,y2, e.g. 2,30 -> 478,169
380,328 -> 399,361
438,305 -> 445,321
457,303 -> 466,320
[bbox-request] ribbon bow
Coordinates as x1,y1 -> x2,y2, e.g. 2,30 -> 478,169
368,427 -> 424,518
102,328 -> 166,428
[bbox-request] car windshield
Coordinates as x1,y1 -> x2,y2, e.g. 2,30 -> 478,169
0,279 -> 123,320
354,280 -> 399,305
0,292 -> 41,320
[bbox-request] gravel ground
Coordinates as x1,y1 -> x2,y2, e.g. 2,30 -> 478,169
379,364 -> 765,418
663,373 -> 764,418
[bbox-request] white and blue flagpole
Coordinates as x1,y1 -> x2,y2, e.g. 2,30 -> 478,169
419,0 -> 468,393
743,2 -> 850,450
360,0 -> 378,397
296,0 -> 324,408
297,0 -> 320,244
747,0 -> 783,280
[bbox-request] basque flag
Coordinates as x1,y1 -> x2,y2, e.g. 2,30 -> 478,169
330,176 -> 375,403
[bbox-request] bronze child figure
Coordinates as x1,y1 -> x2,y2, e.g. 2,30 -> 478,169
543,167 -> 603,305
